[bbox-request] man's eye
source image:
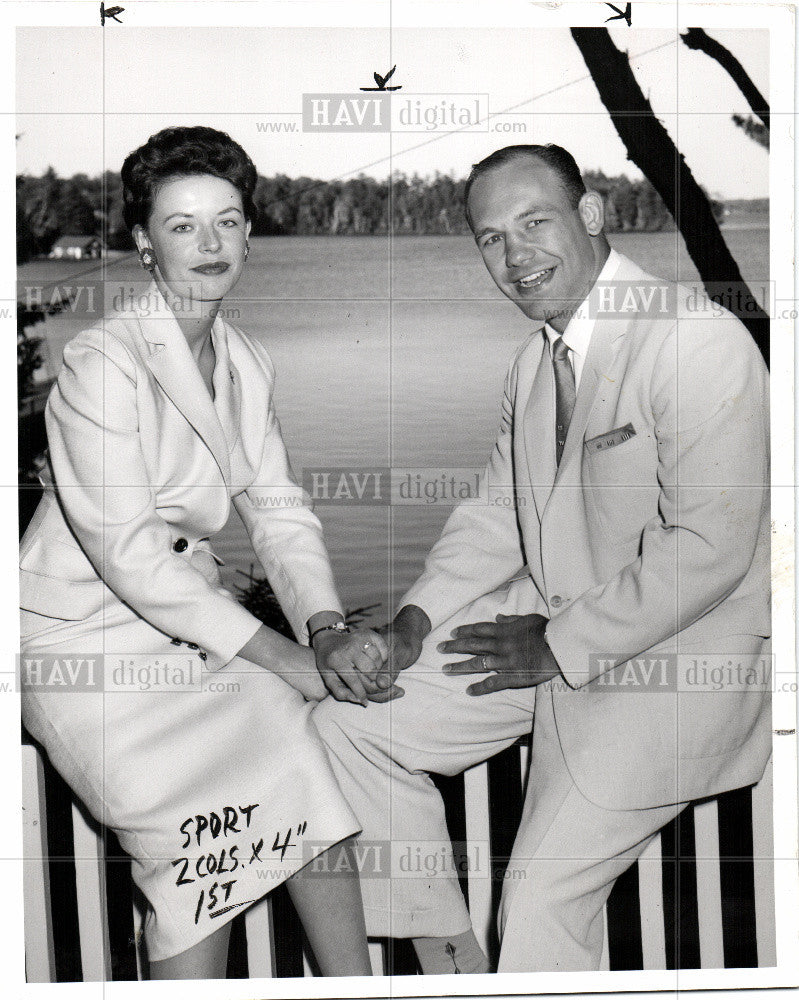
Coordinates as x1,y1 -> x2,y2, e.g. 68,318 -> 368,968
526,219 -> 545,228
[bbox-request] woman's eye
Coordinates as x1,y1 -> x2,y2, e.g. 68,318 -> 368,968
173,224 -> 191,233
482,234 -> 502,248
219,219 -> 238,227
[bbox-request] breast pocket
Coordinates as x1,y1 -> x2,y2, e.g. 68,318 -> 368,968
583,431 -> 660,547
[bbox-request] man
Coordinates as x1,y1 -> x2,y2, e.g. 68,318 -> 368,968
312,144 -> 771,973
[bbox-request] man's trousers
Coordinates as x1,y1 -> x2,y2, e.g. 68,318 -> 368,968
312,587 -> 690,973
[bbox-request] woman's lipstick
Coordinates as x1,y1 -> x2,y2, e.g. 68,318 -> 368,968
192,262 -> 230,275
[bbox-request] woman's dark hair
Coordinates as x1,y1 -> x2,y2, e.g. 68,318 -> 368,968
121,125 -> 258,231
464,144 -> 587,229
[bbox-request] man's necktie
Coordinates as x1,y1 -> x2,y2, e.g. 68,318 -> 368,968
552,335 -> 576,466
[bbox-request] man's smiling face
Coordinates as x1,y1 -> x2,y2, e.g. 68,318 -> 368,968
468,155 -> 606,332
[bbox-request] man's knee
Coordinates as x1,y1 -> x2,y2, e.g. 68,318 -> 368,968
498,858 -> 597,946
311,696 -> 380,754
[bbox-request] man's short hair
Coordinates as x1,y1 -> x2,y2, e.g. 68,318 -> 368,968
464,144 -> 587,229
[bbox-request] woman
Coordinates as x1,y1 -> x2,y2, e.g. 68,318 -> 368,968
19,126 -> 394,979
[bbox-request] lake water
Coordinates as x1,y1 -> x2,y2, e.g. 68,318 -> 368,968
19,228 -> 769,621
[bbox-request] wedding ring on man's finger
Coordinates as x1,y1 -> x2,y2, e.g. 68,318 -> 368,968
363,641 -> 373,651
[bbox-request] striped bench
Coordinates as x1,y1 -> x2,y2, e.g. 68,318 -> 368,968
21,739 -> 775,981
459,740 -> 776,971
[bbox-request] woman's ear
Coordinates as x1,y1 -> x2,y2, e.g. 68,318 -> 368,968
578,191 -> 605,237
132,224 -> 151,253
245,218 -> 252,240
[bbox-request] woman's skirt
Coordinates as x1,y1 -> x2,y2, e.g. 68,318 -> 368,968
20,591 -> 361,962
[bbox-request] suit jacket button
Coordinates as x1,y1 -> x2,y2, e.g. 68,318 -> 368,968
173,538 -> 188,553
550,595 -> 562,608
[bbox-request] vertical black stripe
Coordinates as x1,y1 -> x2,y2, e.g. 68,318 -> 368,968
226,912 -> 248,978
383,936 -> 418,975
103,828 -> 138,980
717,785 -> 758,968
678,805 -> 701,969
267,883 -> 304,976
660,804 -> 701,969
606,861 -> 644,969
431,771 -> 469,907
660,813 -> 677,969
486,741 -> 524,964
34,735 -> 82,983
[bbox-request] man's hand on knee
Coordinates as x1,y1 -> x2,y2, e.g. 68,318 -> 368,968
439,612 -> 560,695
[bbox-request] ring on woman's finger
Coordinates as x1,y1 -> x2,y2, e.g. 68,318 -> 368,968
481,654 -> 490,671
363,641 -> 373,651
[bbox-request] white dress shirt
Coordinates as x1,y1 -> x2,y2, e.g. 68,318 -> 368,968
543,248 -> 622,390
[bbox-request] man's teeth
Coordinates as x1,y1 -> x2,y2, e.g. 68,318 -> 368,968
518,268 -> 552,288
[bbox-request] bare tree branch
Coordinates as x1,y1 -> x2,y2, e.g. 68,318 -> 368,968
571,27 -> 768,365
681,28 -> 769,130
732,113 -> 770,150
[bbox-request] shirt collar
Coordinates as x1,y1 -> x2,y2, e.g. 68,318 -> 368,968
543,248 -> 623,358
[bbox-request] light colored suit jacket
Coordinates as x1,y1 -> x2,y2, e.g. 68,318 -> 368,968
20,281 -> 344,670
403,253 -> 771,809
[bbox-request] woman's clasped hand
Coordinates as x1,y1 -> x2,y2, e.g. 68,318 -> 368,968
310,626 -> 396,706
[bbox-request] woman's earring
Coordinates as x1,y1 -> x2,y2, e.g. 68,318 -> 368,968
139,247 -> 157,271
244,240 -> 250,263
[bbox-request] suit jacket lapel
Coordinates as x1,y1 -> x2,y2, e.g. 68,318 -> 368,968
135,282 -> 232,483
210,318 -> 242,453
552,314 -> 629,489
522,333 -> 558,520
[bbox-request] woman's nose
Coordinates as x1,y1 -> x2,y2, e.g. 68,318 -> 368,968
198,227 -> 222,252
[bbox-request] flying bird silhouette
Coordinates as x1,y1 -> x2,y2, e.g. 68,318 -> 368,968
100,3 -> 125,25
605,2 -> 632,26
360,65 -> 402,92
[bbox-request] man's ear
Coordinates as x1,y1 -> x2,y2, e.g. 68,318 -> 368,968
578,191 -> 605,237
131,224 -> 151,253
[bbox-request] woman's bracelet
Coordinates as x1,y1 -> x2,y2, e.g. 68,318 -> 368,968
309,621 -> 351,646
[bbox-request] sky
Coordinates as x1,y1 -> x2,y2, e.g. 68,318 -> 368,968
16,24 -> 770,198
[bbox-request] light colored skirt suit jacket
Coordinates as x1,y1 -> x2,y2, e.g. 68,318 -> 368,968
19,282 -> 359,960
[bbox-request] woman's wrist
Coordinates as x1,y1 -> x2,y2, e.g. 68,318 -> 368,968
238,624 -> 326,699
237,624 -> 305,672
307,609 -> 347,644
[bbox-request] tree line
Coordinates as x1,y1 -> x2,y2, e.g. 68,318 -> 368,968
18,166 -> 726,261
